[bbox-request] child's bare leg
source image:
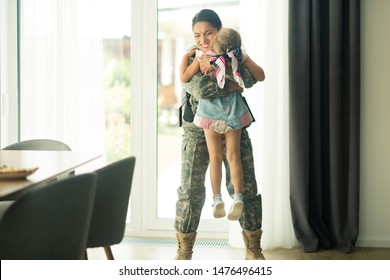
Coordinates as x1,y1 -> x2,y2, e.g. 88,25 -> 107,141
204,128 -> 225,218
225,129 -> 244,220
225,129 -> 243,194
204,128 -> 223,195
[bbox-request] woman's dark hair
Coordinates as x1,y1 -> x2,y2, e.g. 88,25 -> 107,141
192,9 -> 222,30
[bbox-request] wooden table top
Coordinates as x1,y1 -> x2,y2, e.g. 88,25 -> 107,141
0,150 -> 102,199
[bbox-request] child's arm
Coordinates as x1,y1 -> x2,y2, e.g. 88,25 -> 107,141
180,49 -> 200,83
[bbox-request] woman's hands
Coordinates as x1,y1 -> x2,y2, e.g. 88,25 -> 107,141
197,54 -> 216,75
229,80 -> 243,94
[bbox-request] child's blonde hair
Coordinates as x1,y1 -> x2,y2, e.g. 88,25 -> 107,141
213,27 -> 242,54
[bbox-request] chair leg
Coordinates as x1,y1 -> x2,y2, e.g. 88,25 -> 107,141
104,246 -> 114,260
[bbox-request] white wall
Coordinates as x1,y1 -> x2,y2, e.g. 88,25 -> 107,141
359,0 -> 390,247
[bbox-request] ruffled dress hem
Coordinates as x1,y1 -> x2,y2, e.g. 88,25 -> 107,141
193,112 -> 252,134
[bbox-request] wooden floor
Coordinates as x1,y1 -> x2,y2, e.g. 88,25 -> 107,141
87,241 -> 390,260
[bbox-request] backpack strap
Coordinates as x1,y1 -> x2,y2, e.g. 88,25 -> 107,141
178,92 -> 194,127
242,96 -> 256,122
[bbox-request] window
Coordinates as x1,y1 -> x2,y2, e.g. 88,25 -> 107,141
17,0 -> 131,163
15,0 -> 134,224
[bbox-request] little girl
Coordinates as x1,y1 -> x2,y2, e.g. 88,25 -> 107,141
180,27 -> 253,220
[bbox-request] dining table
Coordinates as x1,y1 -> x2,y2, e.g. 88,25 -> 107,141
0,150 -> 103,200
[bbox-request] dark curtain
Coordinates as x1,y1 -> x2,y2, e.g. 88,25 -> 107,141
289,0 -> 360,253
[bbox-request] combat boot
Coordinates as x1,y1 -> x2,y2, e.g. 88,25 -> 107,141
242,229 -> 265,260
175,231 -> 197,260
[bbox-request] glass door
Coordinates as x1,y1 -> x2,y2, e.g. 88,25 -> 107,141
157,0 -> 241,231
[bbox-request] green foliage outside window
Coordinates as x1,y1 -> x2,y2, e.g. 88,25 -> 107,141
103,38 -> 131,162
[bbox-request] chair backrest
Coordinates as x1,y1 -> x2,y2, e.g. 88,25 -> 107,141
86,156 -> 136,248
2,139 -> 71,151
0,173 -> 96,260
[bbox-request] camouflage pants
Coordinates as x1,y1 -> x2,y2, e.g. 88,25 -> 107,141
174,122 -> 263,233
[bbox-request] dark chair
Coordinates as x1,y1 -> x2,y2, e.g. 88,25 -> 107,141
2,139 -> 71,151
85,156 -> 136,260
0,173 -> 96,260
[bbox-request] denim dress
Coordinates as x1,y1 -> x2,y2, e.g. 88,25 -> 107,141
193,91 -> 253,134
